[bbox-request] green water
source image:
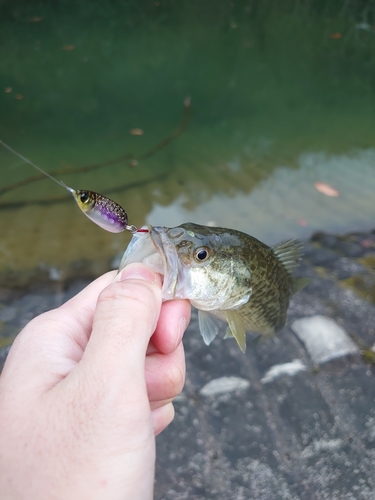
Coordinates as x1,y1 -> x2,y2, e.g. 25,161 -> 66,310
1,0 -> 375,273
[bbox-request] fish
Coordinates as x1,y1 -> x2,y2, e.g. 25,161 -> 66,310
0,139 -> 138,233
119,222 -> 309,352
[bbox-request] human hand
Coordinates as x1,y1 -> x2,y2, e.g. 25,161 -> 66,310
0,264 -> 190,500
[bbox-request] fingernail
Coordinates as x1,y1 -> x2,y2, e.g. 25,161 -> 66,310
115,264 -> 157,283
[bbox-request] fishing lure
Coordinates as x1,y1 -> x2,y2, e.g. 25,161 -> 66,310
0,140 -> 147,234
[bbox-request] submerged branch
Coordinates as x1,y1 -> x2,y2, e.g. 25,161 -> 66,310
136,96 -> 191,162
0,98 -> 192,199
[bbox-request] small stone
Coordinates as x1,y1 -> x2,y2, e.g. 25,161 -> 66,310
261,359 -> 307,384
48,267 -> 62,281
301,438 -> 343,459
333,257 -> 366,280
291,315 -> 359,364
311,232 -> 338,248
174,392 -> 188,403
309,248 -> 337,267
338,241 -> 363,258
200,376 -> 250,397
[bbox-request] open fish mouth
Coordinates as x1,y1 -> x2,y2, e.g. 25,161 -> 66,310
118,225 -> 179,300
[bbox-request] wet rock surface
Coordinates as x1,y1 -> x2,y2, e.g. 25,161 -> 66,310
1,229 -> 375,499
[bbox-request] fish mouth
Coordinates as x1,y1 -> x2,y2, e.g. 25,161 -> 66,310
118,225 -> 179,300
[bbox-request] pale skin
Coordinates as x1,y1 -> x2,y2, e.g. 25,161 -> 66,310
0,263 -> 190,500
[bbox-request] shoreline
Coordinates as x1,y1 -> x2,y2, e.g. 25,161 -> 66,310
1,226 -> 375,367
1,226 -> 375,498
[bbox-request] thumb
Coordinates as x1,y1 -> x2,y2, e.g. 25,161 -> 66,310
80,264 -> 162,393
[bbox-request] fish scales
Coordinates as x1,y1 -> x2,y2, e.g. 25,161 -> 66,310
119,222 -> 307,352
236,236 -> 293,336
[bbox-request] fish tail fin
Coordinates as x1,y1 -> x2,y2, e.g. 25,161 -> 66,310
224,327 -> 233,340
292,277 -> 311,295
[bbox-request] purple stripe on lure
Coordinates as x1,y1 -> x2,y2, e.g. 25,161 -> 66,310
73,190 -> 129,233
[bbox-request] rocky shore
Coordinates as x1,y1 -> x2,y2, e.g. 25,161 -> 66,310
1,229 -> 375,499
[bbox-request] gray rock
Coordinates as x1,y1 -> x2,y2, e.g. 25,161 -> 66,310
200,376 -> 250,397
4,229 -> 375,499
291,315 -> 359,364
260,359 -> 307,384
333,257 -> 368,280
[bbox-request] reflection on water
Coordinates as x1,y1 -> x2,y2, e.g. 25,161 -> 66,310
1,0 -> 375,274
148,148 -> 375,244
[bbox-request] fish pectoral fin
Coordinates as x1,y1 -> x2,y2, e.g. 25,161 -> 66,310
198,310 -> 222,346
224,310 -> 247,353
292,277 -> 312,295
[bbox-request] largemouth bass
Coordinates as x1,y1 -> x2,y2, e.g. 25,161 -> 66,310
119,223 -> 308,352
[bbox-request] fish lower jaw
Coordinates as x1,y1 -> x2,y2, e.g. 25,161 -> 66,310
142,252 -> 179,301
142,252 -> 165,276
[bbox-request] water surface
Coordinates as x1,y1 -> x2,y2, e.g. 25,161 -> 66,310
1,0 -> 375,277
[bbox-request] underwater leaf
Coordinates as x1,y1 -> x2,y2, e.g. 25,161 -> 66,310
314,182 -> 339,197
130,129 -> 144,136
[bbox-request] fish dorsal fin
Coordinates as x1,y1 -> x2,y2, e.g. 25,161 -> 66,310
224,310 -> 247,353
198,310 -> 222,346
272,239 -> 303,277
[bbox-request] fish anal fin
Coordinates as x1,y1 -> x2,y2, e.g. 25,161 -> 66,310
224,310 -> 247,353
224,327 -> 233,339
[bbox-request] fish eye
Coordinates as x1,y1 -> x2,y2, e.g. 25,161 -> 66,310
79,191 -> 90,203
194,247 -> 211,263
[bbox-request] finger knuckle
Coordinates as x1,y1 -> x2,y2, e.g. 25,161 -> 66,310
165,362 -> 185,398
